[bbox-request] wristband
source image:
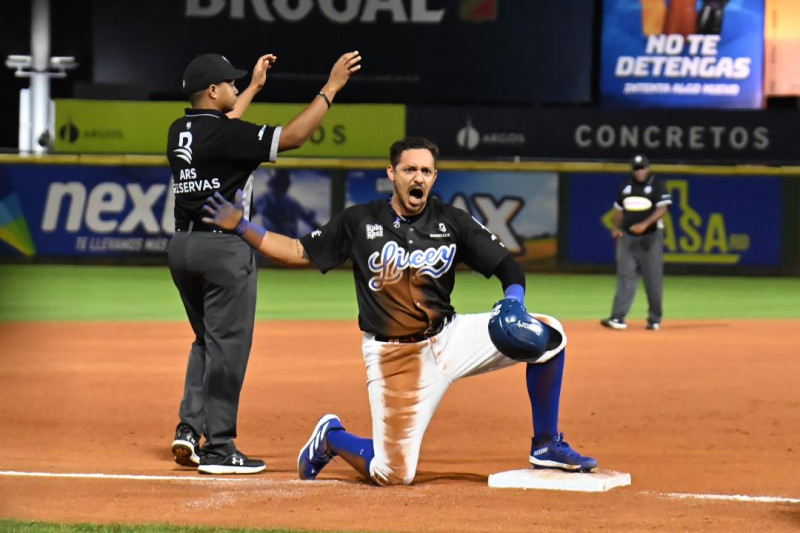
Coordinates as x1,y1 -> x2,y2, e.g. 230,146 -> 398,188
317,91 -> 332,109
235,218 -> 248,236
504,283 -> 525,302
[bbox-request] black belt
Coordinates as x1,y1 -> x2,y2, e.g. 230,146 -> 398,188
175,219 -> 234,234
374,332 -> 428,343
374,316 -> 452,343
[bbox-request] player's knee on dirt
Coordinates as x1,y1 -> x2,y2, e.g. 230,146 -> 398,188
370,470 -> 415,486
369,459 -> 416,486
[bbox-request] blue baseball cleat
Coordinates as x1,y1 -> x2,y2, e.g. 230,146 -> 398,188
298,414 -> 345,480
529,433 -> 598,472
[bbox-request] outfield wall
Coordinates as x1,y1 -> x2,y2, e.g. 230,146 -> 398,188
0,155 -> 797,275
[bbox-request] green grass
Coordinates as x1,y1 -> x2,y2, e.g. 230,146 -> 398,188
0,521 -> 337,533
0,265 -> 798,322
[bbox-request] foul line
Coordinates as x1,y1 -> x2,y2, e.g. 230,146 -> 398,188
0,470 -> 250,483
2,471 -> 798,504
659,491 -> 800,504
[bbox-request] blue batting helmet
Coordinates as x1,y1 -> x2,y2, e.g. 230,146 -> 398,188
488,299 -> 555,363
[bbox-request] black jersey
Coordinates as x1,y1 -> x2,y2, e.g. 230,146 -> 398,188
614,175 -> 672,235
300,197 -> 511,338
166,109 -> 281,223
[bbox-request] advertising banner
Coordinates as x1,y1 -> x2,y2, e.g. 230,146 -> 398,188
250,167 -> 332,239
407,105 -> 800,163
53,100 -> 405,156
0,164 -> 332,258
600,0 -> 765,108
765,0 -> 800,96
91,1 -> 595,105
0,164 -> 174,257
565,173 -> 782,266
347,170 -> 558,268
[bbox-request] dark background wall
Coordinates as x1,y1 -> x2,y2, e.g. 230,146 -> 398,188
2,1 -> 93,150
4,1 -> 796,162
0,0 -> 600,151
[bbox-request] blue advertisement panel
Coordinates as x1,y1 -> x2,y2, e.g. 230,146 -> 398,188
0,165 -> 174,258
601,0 -> 765,108
250,168 -> 331,239
0,165 -> 331,258
347,170 -> 558,268
566,173 -> 782,266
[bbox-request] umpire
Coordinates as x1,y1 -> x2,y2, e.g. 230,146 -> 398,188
601,154 -> 672,331
167,50 -> 361,474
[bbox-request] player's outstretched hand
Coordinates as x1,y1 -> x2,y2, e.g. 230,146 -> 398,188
202,190 -> 245,230
327,51 -> 362,92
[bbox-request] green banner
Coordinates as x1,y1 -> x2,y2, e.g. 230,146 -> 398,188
54,100 -> 405,157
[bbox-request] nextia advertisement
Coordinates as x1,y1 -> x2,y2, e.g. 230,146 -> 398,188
0,165 -> 175,257
0,164 -> 334,258
601,0 -> 765,108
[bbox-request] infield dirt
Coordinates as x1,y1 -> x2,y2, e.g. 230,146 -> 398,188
0,319 -> 798,532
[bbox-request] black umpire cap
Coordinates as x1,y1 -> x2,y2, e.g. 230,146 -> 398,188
631,154 -> 650,170
182,54 -> 247,95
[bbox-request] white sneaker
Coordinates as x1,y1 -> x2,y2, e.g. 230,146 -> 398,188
600,318 -> 627,330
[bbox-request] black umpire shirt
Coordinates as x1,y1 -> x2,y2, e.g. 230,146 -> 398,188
167,109 -> 281,224
300,197 -> 511,339
614,175 -> 672,235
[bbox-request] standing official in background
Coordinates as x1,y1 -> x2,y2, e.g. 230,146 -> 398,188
601,155 -> 672,331
167,50 -> 361,474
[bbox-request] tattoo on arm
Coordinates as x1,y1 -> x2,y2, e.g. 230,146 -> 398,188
294,239 -> 310,261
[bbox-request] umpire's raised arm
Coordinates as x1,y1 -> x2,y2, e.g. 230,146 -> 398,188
278,51 -> 362,152
227,53 -> 278,119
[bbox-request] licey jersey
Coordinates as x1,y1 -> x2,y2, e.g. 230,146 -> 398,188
299,197 -> 511,338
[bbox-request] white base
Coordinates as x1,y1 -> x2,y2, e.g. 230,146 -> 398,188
488,468 -> 631,492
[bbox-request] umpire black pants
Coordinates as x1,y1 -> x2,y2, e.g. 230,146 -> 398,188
610,230 -> 664,324
168,230 -> 257,458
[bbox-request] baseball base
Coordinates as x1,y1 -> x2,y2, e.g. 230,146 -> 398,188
488,468 -> 631,492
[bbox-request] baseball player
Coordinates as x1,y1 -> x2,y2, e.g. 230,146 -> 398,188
255,170 -> 320,238
167,50 -> 361,474
601,154 -> 672,331
202,137 -> 597,485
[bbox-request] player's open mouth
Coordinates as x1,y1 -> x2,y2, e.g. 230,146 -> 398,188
408,187 -> 424,204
